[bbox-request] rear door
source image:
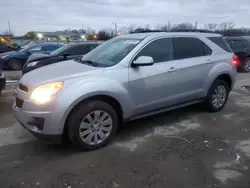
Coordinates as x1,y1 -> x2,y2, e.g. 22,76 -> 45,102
170,37 -> 213,103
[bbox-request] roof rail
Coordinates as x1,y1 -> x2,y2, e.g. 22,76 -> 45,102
130,30 -> 164,34
170,29 -> 213,33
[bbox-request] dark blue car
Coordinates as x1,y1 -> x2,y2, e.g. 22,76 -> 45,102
0,42 -> 64,70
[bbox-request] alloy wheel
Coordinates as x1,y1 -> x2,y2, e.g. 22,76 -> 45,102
212,85 -> 227,109
79,110 -> 113,145
9,59 -> 22,70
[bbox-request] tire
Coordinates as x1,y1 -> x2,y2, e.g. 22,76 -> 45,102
241,58 -> 250,73
68,100 -> 118,151
9,59 -> 22,70
204,80 -> 229,112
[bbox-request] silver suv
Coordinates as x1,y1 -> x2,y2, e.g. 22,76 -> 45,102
13,32 -> 237,150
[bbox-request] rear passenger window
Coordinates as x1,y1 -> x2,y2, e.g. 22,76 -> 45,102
207,37 -> 232,52
173,37 -> 211,60
136,38 -> 174,63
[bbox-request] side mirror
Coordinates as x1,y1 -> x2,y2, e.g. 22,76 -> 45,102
62,53 -> 70,59
132,56 -> 154,67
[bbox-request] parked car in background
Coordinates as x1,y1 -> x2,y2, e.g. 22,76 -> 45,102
0,68 -> 6,94
0,42 -> 17,54
22,41 -> 103,74
20,40 -> 42,49
0,43 -> 64,70
13,32 -> 237,150
224,36 -> 250,72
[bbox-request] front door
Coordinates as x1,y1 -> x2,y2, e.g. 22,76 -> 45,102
128,38 -> 179,115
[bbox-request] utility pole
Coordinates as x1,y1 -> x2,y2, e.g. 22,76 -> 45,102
112,22 -> 118,36
8,21 -> 11,36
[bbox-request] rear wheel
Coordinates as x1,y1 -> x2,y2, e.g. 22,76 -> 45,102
9,59 -> 22,70
241,58 -> 250,72
204,80 -> 229,112
68,100 -> 118,151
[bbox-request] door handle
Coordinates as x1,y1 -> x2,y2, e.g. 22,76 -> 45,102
205,59 -> 211,64
168,67 -> 179,72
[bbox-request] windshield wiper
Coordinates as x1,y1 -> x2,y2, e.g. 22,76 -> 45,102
79,59 -> 99,67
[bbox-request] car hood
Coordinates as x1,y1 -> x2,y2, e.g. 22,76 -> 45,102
20,59 -> 104,88
26,53 -> 52,63
0,51 -> 18,57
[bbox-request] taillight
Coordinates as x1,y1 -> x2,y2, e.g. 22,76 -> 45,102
232,55 -> 239,66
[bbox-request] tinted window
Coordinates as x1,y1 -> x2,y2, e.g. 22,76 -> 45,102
89,44 -> 99,51
173,37 -> 211,60
136,38 -> 174,63
66,45 -> 91,55
208,37 -> 232,52
46,45 -> 60,51
227,40 -> 246,51
204,44 -> 213,56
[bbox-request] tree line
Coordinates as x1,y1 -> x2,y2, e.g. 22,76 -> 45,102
2,21 -> 250,40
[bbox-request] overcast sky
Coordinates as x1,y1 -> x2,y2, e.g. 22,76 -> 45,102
0,0 -> 249,35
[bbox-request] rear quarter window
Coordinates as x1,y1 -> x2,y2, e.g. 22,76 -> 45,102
207,37 -> 232,53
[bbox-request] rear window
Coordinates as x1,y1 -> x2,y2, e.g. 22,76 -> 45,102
207,37 -> 232,53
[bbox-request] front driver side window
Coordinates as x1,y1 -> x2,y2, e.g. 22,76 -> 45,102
135,38 -> 174,63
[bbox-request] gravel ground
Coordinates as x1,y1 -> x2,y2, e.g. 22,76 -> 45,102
0,73 -> 250,188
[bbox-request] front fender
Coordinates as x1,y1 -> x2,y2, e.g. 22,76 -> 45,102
52,78 -> 130,133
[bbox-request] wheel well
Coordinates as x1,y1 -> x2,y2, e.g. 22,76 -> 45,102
216,74 -> 232,89
63,95 -> 124,139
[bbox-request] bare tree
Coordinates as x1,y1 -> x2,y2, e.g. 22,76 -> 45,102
219,22 -> 236,30
86,27 -> 96,35
204,23 -> 217,31
143,24 -> 151,30
127,24 -> 136,34
172,22 -> 195,30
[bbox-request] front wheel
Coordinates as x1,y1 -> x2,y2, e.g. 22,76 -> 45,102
68,100 -> 118,151
204,80 -> 229,112
9,59 -> 22,70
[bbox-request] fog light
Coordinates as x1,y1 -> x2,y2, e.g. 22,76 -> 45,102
27,117 -> 45,130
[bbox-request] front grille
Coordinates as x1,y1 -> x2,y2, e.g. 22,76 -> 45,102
16,98 -> 24,109
19,84 -> 28,92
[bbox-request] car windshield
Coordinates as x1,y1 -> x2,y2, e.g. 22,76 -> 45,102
18,44 -> 41,52
80,38 -> 141,67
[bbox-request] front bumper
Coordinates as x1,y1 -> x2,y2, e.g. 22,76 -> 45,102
0,59 -> 9,69
12,88 -> 64,145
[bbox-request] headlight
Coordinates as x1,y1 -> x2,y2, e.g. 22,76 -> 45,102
30,82 -> 64,104
27,61 -> 39,67
1,55 -> 9,59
